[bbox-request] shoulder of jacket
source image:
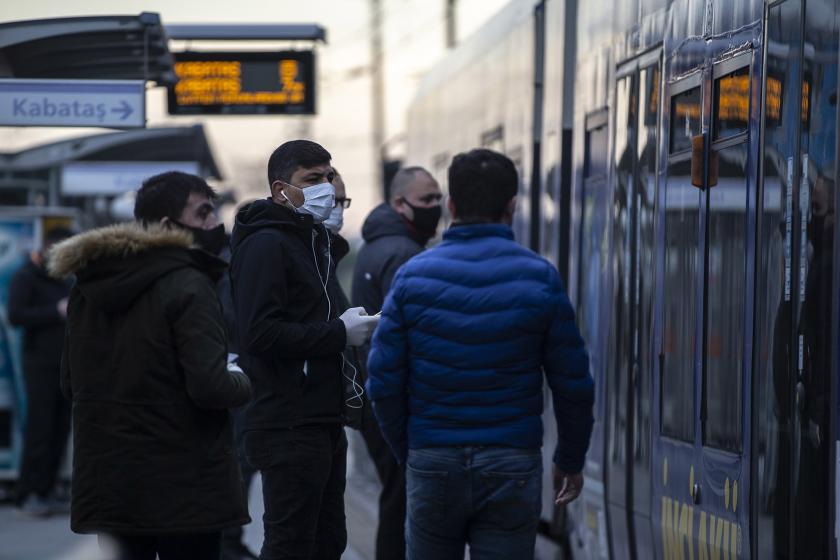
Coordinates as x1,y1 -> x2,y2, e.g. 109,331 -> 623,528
234,228 -> 295,257
156,265 -> 215,303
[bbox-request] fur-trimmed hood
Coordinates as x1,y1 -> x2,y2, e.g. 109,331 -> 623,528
49,222 -> 193,278
49,222 -> 225,313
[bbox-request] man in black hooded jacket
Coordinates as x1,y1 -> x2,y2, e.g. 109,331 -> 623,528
50,172 -> 252,560
230,140 -> 378,560
350,166 -> 441,560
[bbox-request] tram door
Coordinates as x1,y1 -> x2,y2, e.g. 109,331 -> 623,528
652,30 -> 761,559
753,0 -> 838,557
604,52 -> 660,560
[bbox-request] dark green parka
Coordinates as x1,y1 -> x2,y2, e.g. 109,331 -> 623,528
50,222 -> 252,536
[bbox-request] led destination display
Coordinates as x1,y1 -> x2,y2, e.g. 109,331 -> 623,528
168,51 -> 315,115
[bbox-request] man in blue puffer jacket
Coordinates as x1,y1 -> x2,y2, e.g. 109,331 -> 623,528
367,148 -> 594,560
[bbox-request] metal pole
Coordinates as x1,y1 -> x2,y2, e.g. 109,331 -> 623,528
369,0 -> 385,193
445,0 -> 457,49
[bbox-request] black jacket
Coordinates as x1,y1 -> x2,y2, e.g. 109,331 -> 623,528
351,203 -> 426,315
230,199 -> 348,431
50,223 -> 252,535
8,258 -> 71,367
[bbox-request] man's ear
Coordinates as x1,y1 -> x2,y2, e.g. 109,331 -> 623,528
270,180 -> 284,201
159,216 -> 172,228
502,196 -> 517,225
447,196 -> 457,222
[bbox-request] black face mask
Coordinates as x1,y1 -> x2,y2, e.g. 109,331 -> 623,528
404,201 -> 442,237
175,221 -> 226,256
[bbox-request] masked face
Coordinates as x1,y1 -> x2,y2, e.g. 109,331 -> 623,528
281,181 -> 335,224
324,205 -> 344,234
175,221 -> 227,255
403,200 -> 442,237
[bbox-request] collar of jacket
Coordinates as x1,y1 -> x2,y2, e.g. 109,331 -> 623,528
443,223 -> 514,241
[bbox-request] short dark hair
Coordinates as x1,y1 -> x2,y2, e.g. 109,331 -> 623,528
388,166 -> 433,202
134,171 -> 216,224
448,149 -> 518,221
267,140 -> 331,186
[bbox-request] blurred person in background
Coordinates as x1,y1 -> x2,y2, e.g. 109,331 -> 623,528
9,226 -> 74,517
230,141 -> 378,560
50,171 -> 252,560
324,168 -> 366,430
351,166 -> 442,560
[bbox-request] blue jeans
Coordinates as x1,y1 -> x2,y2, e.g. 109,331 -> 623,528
405,446 -> 542,560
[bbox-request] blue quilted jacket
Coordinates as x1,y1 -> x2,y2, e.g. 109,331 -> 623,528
366,223 -> 594,472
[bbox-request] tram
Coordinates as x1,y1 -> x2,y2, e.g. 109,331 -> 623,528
405,0 -> 840,558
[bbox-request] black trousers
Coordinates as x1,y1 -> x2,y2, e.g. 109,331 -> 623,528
244,425 -> 347,560
106,533 -> 221,560
360,413 -> 406,560
17,359 -> 71,500
221,406 -> 257,551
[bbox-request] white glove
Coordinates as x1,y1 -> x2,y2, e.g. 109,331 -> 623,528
227,353 -> 244,375
339,307 -> 380,347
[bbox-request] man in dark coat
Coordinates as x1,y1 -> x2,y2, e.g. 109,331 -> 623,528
230,140 -> 378,560
50,172 -> 252,560
9,226 -> 73,516
350,166 -> 441,560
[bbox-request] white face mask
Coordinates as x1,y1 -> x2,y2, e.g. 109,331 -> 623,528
324,205 -> 344,234
281,181 -> 335,223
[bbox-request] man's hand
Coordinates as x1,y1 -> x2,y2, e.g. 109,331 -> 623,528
554,465 -> 584,506
339,307 -> 380,347
57,297 -> 69,319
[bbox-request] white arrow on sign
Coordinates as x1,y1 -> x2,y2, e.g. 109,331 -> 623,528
0,79 -> 146,129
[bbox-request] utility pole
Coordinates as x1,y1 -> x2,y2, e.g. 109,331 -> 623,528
369,0 -> 385,193
445,0 -> 457,48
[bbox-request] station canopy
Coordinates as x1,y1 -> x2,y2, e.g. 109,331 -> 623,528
0,125 -> 221,179
0,12 -> 176,85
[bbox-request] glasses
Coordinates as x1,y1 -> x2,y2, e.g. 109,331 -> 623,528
335,197 -> 352,209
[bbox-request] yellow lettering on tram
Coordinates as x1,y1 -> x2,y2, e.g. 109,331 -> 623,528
698,511 -> 709,560
661,498 -> 741,560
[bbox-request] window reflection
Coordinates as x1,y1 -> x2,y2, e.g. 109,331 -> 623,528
633,62 -> 658,515
670,85 -> 701,153
704,143 -> 748,452
607,75 -> 635,505
661,157 -> 698,442
714,66 -> 750,139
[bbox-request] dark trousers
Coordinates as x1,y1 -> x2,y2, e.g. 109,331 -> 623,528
244,425 -> 347,560
105,533 -> 221,560
17,359 -> 71,500
222,407 -> 257,551
360,413 -> 406,560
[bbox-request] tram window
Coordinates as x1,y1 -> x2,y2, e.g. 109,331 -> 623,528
585,124 -> 609,178
714,66 -> 750,140
606,75 -> 635,507
704,143 -> 748,452
669,85 -> 701,153
633,61 -> 659,515
578,118 -> 609,348
661,157 -> 699,442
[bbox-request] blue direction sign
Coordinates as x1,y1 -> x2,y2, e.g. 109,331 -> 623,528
0,79 -> 146,128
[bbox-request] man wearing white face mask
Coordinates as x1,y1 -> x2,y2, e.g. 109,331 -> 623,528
230,141 -> 379,560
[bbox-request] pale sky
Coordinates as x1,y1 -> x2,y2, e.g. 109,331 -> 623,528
0,0 -> 510,238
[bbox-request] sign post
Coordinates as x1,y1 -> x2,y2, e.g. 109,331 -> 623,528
0,79 -> 146,128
